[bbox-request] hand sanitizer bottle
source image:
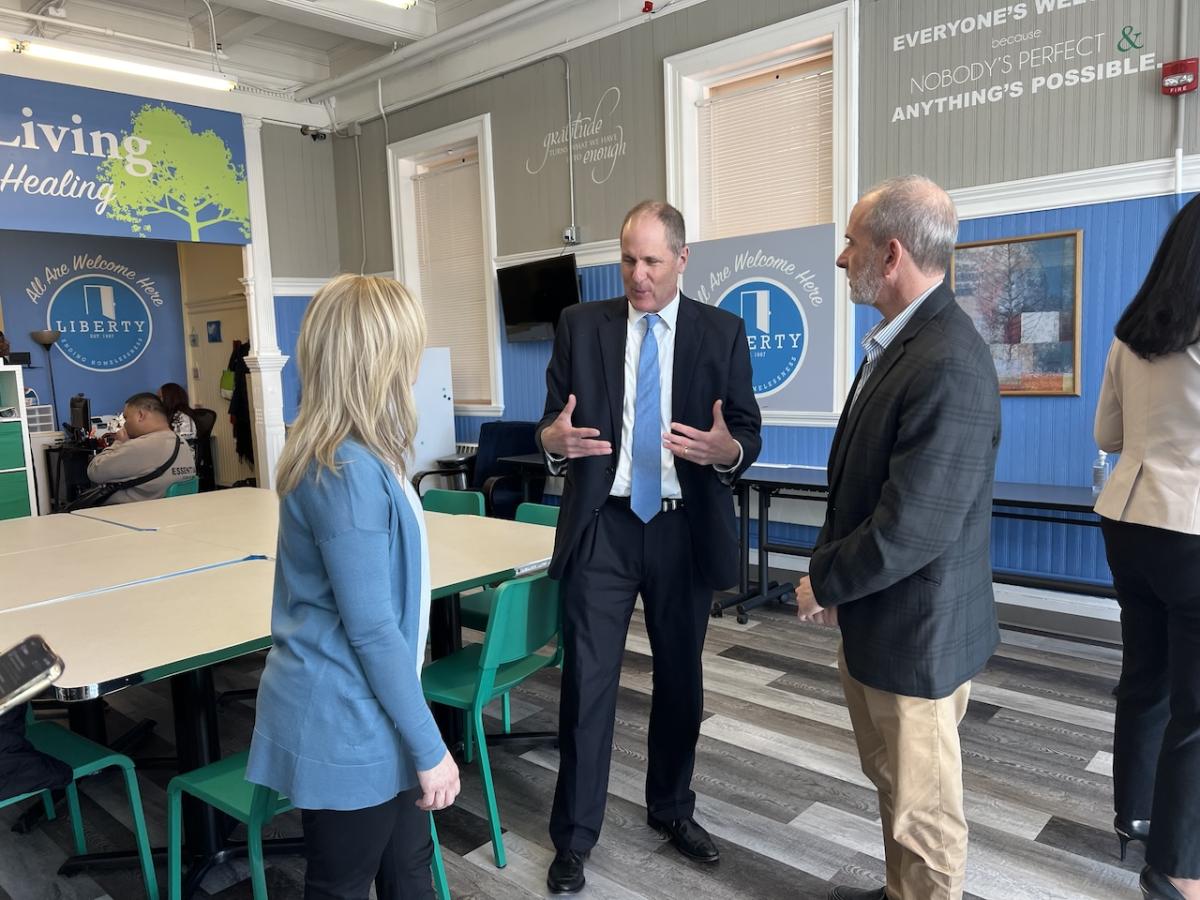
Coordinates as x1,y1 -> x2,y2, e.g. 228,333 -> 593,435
1092,450 -> 1110,497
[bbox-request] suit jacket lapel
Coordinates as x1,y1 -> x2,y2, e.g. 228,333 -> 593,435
672,295 -> 703,424
598,302 -> 627,446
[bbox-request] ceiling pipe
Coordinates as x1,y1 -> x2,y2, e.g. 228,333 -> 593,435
0,7 -> 221,61
295,0 -> 588,102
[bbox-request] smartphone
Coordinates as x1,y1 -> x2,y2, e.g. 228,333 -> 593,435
0,636 -> 64,717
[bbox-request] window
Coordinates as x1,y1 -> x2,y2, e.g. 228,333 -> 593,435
389,116 -> 503,415
665,3 -> 858,426
698,54 -> 833,240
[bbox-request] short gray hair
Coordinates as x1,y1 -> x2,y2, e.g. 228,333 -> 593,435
622,200 -> 686,256
860,175 -> 958,275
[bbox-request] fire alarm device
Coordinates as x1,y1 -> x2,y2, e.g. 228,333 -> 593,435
1162,58 -> 1199,96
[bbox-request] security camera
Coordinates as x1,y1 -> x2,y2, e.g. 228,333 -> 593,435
299,126 -> 328,141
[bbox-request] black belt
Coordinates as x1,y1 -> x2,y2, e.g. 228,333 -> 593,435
608,496 -> 685,513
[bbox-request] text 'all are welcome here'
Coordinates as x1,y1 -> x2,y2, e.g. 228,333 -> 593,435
890,0 -> 1160,123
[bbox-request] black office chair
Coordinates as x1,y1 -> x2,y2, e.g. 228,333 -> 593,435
192,407 -> 217,492
413,421 -> 543,519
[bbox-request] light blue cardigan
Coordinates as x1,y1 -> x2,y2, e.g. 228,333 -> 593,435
246,441 -> 446,811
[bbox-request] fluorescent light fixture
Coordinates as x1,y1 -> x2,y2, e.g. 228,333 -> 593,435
367,0 -> 419,7
5,38 -> 237,91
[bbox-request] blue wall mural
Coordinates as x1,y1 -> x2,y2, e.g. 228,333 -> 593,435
0,74 -> 249,245
0,229 -> 186,425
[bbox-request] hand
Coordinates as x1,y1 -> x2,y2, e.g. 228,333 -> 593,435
113,427 -> 129,444
415,751 -> 460,811
540,394 -> 612,459
795,576 -> 835,625
664,400 -> 740,467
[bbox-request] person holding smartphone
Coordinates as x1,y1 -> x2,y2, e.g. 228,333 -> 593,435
246,275 -> 459,900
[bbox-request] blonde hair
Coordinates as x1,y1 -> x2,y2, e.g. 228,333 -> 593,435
276,274 -> 427,497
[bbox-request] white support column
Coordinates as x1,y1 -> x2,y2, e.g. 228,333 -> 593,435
240,115 -> 288,490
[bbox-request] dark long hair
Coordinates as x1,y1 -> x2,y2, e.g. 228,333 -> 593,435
158,382 -> 194,421
1116,194 -> 1200,359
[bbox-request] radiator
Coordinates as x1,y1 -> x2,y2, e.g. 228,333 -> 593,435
456,442 -> 478,456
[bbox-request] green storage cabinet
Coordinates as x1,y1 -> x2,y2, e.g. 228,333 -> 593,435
0,422 -> 26,470
0,471 -> 31,520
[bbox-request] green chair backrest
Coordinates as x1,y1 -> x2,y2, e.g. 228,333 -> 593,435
480,573 -> 561,670
515,502 -> 559,527
422,488 -> 485,516
165,476 -> 200,498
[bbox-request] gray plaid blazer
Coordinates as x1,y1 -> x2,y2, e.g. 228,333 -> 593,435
810,283 -> 1001,699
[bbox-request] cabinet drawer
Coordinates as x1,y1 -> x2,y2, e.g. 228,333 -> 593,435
0,422 -> 25,471
0,471 -> 31,520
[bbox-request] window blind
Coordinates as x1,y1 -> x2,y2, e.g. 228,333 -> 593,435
413,158 -> 492,407
698,58 -> 834,241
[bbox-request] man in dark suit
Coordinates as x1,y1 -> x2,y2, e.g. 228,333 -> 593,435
794,176 -> 1001,900
537,201 -> 761,894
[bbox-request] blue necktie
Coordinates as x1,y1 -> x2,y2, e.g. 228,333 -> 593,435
631,313 -> 662,523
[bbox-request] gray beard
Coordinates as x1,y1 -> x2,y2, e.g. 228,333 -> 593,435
849,269 -> 883,306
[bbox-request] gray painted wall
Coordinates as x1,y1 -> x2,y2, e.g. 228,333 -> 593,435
859,0 -> 1199,188
334,0 -> 834,272
333,0 -> 1200,272
262,123 -> 341,278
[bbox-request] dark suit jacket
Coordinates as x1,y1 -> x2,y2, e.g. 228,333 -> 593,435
810,284 -> 1001,700
537,295 -> 762,590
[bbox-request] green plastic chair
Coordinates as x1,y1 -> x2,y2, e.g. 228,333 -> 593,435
422,572 -> 563,868
458,503 -> 560,733
166,751 -> 450,900
23,719 -> 159,900
165,476 -> 200,498
421,488 -> 485,517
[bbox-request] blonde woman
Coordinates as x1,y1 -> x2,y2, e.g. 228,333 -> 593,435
247,274 -> 459,900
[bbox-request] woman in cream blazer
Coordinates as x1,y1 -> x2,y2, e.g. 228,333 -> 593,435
1095,194 -> 1200,900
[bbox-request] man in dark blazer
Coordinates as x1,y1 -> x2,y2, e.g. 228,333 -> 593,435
794,177 -> 1001,900
537,201 -> 761,894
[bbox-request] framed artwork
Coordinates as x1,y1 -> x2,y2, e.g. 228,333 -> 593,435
206,320 -> 222,343
951,230 -> 1082,396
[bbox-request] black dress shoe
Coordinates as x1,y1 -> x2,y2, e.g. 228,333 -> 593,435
828,886 -> 886,900
547,849 -> 588,894
1116,816 -> 1151,861
647,814 -> 720,863
1141,866 -> 1187,899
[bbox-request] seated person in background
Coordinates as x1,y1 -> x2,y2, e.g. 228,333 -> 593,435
0,703 -> 71,802
159,382 -> 197,440
87,393 -> 196,504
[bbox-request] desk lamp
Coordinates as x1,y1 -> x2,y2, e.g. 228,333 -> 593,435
29,329 -> 62,426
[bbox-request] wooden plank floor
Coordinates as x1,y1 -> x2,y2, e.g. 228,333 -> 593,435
0,591 -> 1138,899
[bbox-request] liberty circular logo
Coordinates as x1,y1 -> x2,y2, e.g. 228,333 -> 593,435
716,277 -> 807,397
47,274 -> 153,372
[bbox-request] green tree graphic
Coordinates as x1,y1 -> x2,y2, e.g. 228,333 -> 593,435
98,105 -> 250,242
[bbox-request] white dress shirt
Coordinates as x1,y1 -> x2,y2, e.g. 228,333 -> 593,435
611,293 -> 682,499
545,291 -> 743,495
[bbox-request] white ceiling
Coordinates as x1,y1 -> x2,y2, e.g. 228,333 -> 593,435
0,0 -> 513,93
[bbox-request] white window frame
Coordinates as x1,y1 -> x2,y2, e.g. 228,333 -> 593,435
664,2 -> 859,427
387,113 -> 504,417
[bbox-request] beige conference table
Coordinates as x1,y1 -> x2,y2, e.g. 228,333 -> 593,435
0,489 -> 555,890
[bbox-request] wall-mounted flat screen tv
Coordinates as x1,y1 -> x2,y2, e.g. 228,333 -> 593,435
497,253 -> 581,342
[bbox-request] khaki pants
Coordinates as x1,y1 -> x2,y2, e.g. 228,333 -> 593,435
837,646 -> 971,900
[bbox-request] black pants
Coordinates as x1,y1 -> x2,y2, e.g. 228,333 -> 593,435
549,499 -> 713,851
1102,517 -> 1200,878
301,787 -> 434,900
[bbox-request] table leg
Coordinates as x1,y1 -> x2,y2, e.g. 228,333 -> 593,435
430,594 -> 464,749
171,668 -> 226,859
